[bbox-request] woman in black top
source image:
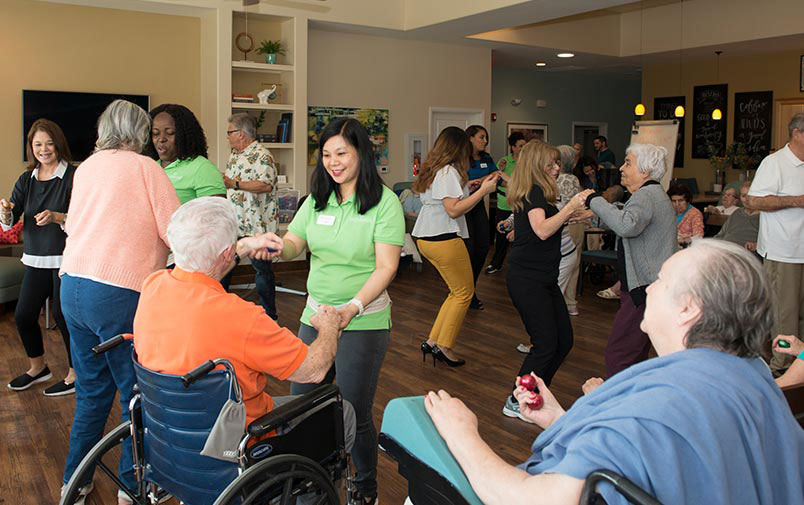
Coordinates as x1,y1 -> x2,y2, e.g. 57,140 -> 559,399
502,141 -> 592,422
464,125 -> 498,310
3,119 -> 75,396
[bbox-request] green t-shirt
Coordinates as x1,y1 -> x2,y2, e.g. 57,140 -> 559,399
496,154 -> 516,212
163,155 -> 226,204
288,186 -> 405,330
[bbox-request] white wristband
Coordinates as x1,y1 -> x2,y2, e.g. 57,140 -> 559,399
348,298 -> 365,317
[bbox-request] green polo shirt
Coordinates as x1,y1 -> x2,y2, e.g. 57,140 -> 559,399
162,155 -> 226,204
496,154 -> 516,212
288,186 -> 405,331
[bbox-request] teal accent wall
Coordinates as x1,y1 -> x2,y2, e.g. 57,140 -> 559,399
490,67 -> 641,165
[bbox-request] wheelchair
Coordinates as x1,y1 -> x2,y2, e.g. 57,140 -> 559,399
60,335 -> 352,505
378,396 -> 661,505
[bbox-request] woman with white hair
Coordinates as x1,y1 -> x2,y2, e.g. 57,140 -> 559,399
584,143 -> 677,376
59,99 -> 180,505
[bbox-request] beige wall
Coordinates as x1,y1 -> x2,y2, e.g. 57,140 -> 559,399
308,29 -> 492,186
642,48 -> 804,190
0,0 -> 201,195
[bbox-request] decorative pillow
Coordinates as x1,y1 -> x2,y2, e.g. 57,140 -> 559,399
0,221 -> 23,244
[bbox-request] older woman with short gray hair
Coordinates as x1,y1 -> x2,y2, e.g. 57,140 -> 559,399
60,99 -> 180,504
585,143 -> 677,376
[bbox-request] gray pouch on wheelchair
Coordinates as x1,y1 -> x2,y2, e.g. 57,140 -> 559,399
201,367 -> 246,462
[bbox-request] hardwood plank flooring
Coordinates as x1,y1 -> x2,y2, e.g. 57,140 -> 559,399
0,260 -> 620,504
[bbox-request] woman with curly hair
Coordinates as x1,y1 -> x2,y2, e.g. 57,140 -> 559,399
145,103 -> 226,204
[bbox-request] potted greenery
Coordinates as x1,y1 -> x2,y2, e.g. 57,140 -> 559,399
256,39 -> 286,64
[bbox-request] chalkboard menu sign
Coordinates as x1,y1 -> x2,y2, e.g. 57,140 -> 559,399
654,96 -> 685,167
692,84 -> 728,158
734,91 -> 773,159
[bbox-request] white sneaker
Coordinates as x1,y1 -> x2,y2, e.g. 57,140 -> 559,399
61,481 -> 94,505
568,307 -> 579,316
516,343 -> 531,354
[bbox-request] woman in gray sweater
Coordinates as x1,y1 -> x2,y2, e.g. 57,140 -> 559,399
584,143 -> 677,376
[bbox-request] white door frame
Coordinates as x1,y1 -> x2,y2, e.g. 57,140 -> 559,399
429,107 -> 486,147
571,121 -> 609,144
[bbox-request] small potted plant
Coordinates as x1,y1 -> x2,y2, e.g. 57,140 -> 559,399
256,39 -> 285,64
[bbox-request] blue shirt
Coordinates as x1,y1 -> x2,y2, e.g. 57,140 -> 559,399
520,349 -> 804,505
468,152 -> 496,181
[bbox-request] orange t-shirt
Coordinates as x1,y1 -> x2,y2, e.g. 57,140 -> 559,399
133,268 -> 308,426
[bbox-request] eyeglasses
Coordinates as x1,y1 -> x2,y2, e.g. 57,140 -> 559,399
226,129 -> 241,136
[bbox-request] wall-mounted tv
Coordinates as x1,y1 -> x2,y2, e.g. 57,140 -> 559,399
23,90 -> 150,162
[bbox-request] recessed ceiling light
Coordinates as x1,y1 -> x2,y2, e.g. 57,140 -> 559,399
536,62 -> 546,67
557,52 -> 575,58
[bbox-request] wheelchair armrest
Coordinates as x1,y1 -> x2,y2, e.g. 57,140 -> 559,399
580,469 -> 662,505
92,334 -> 131,355
248,384 -> 340,437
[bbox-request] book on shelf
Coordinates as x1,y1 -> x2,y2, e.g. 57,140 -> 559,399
276,120 -> 289,143
232,93 -> 254,102
257,134 -> 278,143
280,112 -> 292,142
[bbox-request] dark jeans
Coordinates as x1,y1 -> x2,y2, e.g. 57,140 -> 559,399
488,209 -> 511,270
507,270 -> 573,387
61,274 -> 140,491
289,323 -> 389,499
16,266 -> 71,367
221,257 -> 277,320
605,291 -> 651,377
464,202 -> 490,301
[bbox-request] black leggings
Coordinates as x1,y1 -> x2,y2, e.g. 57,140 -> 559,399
16,266 -> 71,367
464,202 -> 490,299
507,270 -> 573,387
489,209 -> 511,269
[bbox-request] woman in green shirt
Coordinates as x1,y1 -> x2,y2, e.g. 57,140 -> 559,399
145,103 -> 226,204
487,131 -> 526,273
281,118 -> 404,505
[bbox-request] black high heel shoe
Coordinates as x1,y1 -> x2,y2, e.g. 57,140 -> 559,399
432,347 -> 466,367
421,341 -> 436,366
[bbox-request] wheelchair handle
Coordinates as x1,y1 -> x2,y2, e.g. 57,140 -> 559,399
92,334 -> 129,355
580,469 -> 662,505
182,360 -> 216,387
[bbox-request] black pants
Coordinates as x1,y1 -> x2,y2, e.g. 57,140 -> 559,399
221,257 -> 277,320
507,268 -> 573,387
16,266 -> 71,367
488,209 -> 511,269
464,202 -> 490,301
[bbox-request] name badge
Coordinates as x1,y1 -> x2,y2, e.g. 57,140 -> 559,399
480,163 -> 488,168
317,214 -> 335,226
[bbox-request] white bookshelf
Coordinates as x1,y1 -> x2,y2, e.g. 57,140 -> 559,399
231,102 -> 294,111
260,142 -> 294,149
232,61 -> 294,73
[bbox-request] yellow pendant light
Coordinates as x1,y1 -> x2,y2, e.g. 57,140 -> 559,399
711,51 -> 723,120
634,1 -> 645,117
674,0 -> 685,118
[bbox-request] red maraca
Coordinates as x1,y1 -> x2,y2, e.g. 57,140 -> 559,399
519,374 -> 543,410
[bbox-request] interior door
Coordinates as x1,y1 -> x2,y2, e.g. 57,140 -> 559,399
429,108 -> 485,148
775,100 -> 804,149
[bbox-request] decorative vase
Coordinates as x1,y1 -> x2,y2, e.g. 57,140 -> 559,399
265,53 -> 277,64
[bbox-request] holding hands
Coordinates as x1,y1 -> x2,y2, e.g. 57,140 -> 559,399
478,172 -> 500,195
237,232 -> 284,261
773,335 -> 804,356
567,189 -> 595,213
310,305 -> 341,332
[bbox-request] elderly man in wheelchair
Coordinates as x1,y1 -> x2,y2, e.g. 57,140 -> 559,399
380,240 -> 804,505
61,197 -> 356,505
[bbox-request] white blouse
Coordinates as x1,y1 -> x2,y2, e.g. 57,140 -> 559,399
412,165 -> 470,239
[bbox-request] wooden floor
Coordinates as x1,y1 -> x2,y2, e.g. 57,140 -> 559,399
0,259 -> 619,504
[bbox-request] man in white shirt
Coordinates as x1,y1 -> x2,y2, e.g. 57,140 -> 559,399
747,112 -> 804,372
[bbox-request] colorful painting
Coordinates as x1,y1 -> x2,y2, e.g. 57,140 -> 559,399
308,106 -> 389,169
506,122 -> 548,153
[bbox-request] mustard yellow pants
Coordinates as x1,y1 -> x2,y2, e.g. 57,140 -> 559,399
417,238 -> 474,348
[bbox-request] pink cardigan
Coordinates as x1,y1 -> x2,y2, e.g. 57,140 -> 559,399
60,150 -> 180,292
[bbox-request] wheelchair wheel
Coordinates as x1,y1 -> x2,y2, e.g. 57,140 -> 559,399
60,421 -> 145,505
214,454 -> 340,505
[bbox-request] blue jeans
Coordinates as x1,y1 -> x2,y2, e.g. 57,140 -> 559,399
220,256 -> 277,320
290,323 -> 389,498
61,274 -> 140,492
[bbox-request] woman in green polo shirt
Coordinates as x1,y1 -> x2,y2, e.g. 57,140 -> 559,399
145,103 -> 226,204
281,117 -> 404,505
487,131 -> 526,274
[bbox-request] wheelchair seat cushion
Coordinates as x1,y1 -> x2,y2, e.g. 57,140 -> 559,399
380,397 -> 482,505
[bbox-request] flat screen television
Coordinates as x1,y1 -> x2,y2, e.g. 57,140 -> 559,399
23,90 -> 150,162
